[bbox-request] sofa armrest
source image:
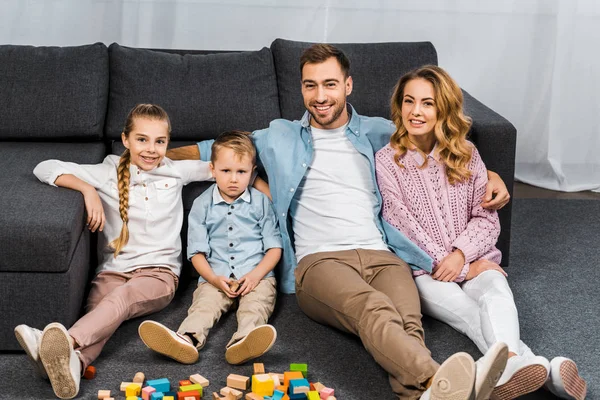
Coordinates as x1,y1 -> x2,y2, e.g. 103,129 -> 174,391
462,90 -> 517,266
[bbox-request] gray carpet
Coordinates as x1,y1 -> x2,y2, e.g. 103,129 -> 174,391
0,198 -> 597,399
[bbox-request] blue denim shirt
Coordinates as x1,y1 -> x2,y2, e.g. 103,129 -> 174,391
198,105 -> 433,293
187,184 -> 282,283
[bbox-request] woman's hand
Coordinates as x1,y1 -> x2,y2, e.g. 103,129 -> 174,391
482,171 -> 510,210
432,250 -> 465,282
82,187 -> 105,232
465,259 -> 507,280
237,271 -> 263,297
210,276 -> 238,298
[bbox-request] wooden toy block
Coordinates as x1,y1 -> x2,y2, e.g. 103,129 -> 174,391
121,382 -> 135,391
147,378 -> 171,392
227,373 -> 250,390
212,393 -> 221,400
164,392 -> 177,398
276,384 -> 289,394
253,363 -> 265,374
189,374 -> 210,387
289,378 -> 310,395
319,388 -> 334,399
326,397 -> 336,400
245,393 -> 263,400
283,371 -> 304,386
151,392 -> 165,400
126,383 -> 142,397
126,397 -> 138,400
177,390 -> 201,400
229,279 -> 240,292
98,389 -> 111,399
84,365 -> 97,379
251,373 -> 275,396
105,398 -> 114,400
272,389 -> 286,400
185,397 -> 198,400
269,373 -> 281,387
164,397 -> 175,400
220,387 -> 243,400
290,364 -> 308,378
307,391 -> 320,400
179,383 -> 203,394
134,372 -> 145,384
142,386 -> 156,400
312,383 -> 325,393
179,379 -> 192,387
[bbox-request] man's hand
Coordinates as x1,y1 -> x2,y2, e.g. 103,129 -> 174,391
465,259 -> 507,280
482,170 -> 510,210
82,187 -> 105,232
210,275 -> 238,298
237,271 -> 264,297
166,145 -> 200,160
432,250 -> 465,282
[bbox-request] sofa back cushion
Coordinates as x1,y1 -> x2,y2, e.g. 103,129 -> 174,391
106,44 -> 281,141
0,43 -> 108,141
270,38 -> 438,121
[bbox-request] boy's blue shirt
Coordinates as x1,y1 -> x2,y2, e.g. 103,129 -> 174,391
198,105 -> 433,293
187,184 -> 282,283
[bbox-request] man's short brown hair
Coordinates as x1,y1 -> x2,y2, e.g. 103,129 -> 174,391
299,44 -> 350,78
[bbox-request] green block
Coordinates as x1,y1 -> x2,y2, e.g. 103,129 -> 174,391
179,383 -> 203,395
290,363 -> 308,377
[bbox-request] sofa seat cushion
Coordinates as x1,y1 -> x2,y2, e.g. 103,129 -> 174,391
0,43 -> 108,141
271,38 -> 438,120
0,142 -> 106,273
106,44 -> 281,142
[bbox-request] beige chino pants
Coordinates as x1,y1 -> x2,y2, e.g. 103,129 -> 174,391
69,267 -> 178,368
295,249 -> 439,399
177,277 -> 277,349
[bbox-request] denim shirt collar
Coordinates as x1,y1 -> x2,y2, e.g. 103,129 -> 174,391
299,103 -> 361,137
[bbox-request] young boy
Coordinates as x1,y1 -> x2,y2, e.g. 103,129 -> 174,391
138,130 -> 282,365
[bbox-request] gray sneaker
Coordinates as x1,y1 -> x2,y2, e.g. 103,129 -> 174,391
14,324 -> 48,380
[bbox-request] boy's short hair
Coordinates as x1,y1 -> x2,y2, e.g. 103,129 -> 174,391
211,130 -> 256,164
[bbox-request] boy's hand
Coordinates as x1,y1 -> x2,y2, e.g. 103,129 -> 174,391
210,276 -> 238,298
238,271 -> 264,297
82,187 -> 105,232
432,250 -> 465,282
466,259 -> 507,280
482,171 -> 510,210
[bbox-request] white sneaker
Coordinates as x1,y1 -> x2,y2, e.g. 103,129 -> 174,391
225,324 -> 277,365
546,357 -> 587,400
492,354 -> 549,400
39,322 -> 81,399
14,324 -> 48,380
421,352 -> 476,400
474,342 -> 508,400
138,320 -> 199,364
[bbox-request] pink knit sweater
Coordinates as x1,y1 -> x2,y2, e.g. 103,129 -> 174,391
375,142 -> 502,282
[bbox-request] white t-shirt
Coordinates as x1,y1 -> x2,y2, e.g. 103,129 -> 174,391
290,123 -> 388,261
34,155 -> 212,276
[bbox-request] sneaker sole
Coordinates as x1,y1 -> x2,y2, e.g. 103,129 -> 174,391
560,359 -> 587,400
492,364 -> 548,400
14,326 -> 48,380
476,343 -> 508,400
39,325 -> 78,399
225,325 -> 277,365
138,322 -> 198,364
431,352 -> 476,400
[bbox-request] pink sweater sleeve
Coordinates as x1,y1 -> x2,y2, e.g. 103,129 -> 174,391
451,148 -> 501,263
376,150 -> 450,268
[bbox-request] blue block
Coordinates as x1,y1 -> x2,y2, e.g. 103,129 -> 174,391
288,394 -> 307,400
272,389 -> 285,400
146,378 -> 171,393
164,392 -> 176,398
150,392 -> 164,400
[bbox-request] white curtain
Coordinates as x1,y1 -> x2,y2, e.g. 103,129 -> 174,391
2,0 -> 599,192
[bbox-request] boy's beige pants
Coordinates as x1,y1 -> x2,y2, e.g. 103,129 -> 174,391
177,277 -> 277,349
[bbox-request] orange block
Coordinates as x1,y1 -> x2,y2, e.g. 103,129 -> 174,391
83,365 -> 96,379
283,371 -> 304,386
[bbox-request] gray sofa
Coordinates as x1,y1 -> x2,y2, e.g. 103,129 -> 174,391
0,39 -> 516,351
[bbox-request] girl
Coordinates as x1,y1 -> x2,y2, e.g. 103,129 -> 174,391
14,104 -> 213,399
375,66 -> 586,400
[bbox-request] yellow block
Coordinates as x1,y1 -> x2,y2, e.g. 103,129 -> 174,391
125,383 -> 141,397
251,374 -> 274,397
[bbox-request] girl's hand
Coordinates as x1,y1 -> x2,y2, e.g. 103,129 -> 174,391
238,271 -> 263,297
432,250 -> 465,282
211,276 -> 238,298
82,188 -> 105,232
466,259 -> 507,280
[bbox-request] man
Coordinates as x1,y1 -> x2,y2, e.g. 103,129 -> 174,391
169,44 -> 511,399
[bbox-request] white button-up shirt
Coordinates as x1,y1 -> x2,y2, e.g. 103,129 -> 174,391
34,155 -> 212,276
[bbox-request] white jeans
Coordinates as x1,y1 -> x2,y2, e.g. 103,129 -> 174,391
415,270 -> 534,357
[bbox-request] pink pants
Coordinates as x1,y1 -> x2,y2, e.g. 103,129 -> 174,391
68,267 -> 178,368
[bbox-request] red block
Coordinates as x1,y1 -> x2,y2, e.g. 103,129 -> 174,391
177,390 -> 201,400
83,366 -> 96,380
179,380 -> 193,387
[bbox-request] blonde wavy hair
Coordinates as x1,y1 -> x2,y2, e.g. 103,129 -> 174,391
110,103 -> 171,257
390,65 -> 473,185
